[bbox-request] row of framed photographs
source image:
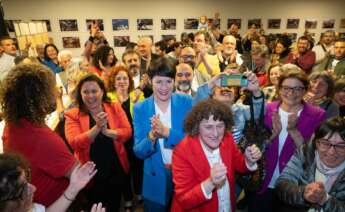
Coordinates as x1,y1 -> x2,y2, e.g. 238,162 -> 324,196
60,32 -> 345,49
5,18 -> 345,33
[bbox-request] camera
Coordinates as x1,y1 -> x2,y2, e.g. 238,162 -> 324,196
220,74 -> 248,87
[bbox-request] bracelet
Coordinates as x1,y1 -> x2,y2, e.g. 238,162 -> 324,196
63,192 -> 75,202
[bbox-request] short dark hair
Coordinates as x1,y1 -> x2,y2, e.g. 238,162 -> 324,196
0,36 -> 13,46
92,45 -> 117,69
75,74 -> 110,113
122,49 -> 140,63
43,43 -> 59,61
147,57 -> 176,80
312,116 -> 345,148
125,42 -> 137,51
308,72 -> 335,98
184,99 -> 233,136
155,40 -> 168,53
0,153 -> 29,211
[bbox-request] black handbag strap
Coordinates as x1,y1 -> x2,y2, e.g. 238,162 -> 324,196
248,92 -> 265,130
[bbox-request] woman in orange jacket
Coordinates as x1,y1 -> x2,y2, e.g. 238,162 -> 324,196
65,74 -> 131,212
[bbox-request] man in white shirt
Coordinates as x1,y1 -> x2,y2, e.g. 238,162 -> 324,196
0,36 -> 16,81
313,30 -> 335,64
218,35 -> 243,72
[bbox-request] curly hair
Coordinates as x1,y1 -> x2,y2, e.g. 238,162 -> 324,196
75,74 -> 110,113
0,63 -> 56,125
107,65 -> 134,93
184,99 -> 234,136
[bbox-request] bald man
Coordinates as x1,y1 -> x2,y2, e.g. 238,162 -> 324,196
137,36 -> 159,75
218,35 -> 243,72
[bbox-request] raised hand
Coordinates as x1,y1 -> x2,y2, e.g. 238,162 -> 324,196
91,203 -> 106,212
68,162 -> 97,196
244,144 -> 262,166
210,162 -> 227,186
304,182 -> 327,205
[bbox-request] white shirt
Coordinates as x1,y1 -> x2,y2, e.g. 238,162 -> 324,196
331,59 -> 340,72
312,44 -> 334,64
154,101 -> 173,165
30,203 -> 46,212
0,53 -> 15,81
269,107 -> 301,188
133,74 -> 140,89
200,140 -> 231,212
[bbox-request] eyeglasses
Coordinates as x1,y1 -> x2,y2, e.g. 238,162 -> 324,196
280,85 -> 305,94
317,139 -> 345,154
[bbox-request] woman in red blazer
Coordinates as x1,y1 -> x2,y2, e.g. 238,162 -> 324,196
171,99 -> 262,212
64,74 -> 131,212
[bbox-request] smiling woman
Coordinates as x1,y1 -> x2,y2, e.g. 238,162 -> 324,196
64,74 -> 132,212
276,116 -> 345,211
171,99 -> 262,212
133,57 -> 192,211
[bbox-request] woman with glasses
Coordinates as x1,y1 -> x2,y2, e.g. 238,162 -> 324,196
249,68 -> 326,212
276,116 -> 345,211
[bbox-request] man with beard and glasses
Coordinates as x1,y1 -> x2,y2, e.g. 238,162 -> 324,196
123,49 -> 153,98
175,63 -> 195,96
179,46 -> 210,93
286,36 -> 316,74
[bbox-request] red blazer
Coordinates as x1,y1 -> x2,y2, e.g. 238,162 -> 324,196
171,133 -> 250,212
64,102 -> 132,173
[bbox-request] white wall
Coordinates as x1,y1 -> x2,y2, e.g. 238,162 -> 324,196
3,0 -> 345,57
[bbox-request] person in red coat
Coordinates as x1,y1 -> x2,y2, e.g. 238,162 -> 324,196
64,74 -> 131,212
171,99 -> 262,212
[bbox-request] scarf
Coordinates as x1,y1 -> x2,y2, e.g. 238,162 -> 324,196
315,151 -> 345,192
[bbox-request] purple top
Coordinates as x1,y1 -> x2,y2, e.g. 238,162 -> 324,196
259,101 -> 325,193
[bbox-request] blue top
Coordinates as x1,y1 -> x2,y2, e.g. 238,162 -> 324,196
42,59 -> 63,74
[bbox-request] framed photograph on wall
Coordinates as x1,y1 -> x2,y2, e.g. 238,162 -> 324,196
114,36 -> 130,47
161,35 -> 176,41
32,19 -> 52,31
340,19 -> 345,28
5,20 -> 21,32
248,19 -> 261,28
305,19 -> 317,29
112,19 -> 129,31
227,19 -> 241,29
287,18 -> 299,29
137,19 -> 153,30
268,19 -> 281,29
322,19 -> 335,29
138,35 -> 154,42
59,19 -> 78,31
86,19 -> 104,31
62,37 -> 81,48
161,19 -> 176,30
184,18 -> 198,30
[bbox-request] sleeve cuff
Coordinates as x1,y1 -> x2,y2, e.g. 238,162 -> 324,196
201,182 -> 213,199
245,160 -> 258,171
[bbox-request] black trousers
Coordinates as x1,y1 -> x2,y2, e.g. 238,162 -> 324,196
85,180 -> 123,212
247,188 -> 281,212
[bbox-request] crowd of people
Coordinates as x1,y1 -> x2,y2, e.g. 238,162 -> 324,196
0,13 -> 345,212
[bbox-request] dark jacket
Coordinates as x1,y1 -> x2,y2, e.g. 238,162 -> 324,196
275,142 -> 345,212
